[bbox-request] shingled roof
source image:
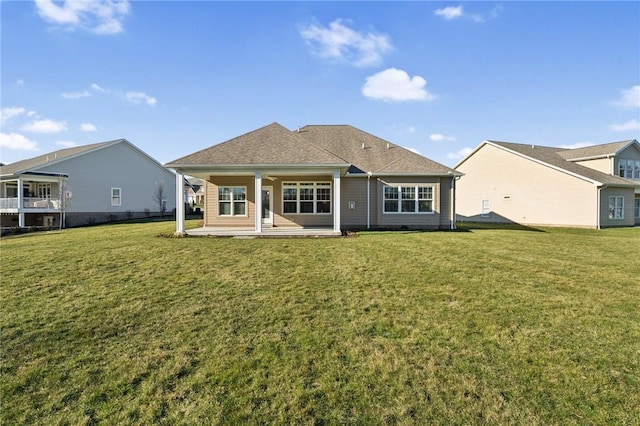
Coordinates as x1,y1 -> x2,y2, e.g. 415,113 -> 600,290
166,123 -> 347,167
0,140 -> 120,177
483,140 -> 637,186
167,122 -> 458,175
298,125 -> 457,175
556,140 -> 636,161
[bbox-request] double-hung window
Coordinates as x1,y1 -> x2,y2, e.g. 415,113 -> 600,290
218,186 -> 246,216
282,182 -> 331,214
384,185 -> 434,213
635,198 -> 640,219
608,196 -> 624,220
111,188 -> 121,206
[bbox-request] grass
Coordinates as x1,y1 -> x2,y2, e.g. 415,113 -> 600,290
1,221 -> 639,425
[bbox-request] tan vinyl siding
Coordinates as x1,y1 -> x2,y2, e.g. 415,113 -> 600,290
373,176 -> 443,229
273,175 -> 333,228
205,176 -> 255,228
574,158 -> 612,175
340,178 -> 370,227
456,144 -> 597,227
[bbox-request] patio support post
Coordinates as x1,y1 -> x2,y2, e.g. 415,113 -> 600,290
17,179 -> 25,228
333,170 -> 341,233
255,172 -> 262,233
175,171 -> 185,235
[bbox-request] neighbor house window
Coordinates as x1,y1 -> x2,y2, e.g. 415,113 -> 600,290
218,186 -> 246,216
282,182 -> 331,214
635,198 -> 640,219
37,183 -> 52,199
111,188 -> 121,206
383,185 -> 434,213
481,200 -> 490,217
608,196 -> 624,220
618,159 -> 640,180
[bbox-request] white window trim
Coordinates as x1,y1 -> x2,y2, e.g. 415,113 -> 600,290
383,185 -> 435,214
618,158 -> 640,180
481,199 -> 490,217
281,181 -> 332,215
218,186 -> 247,217
608,195 -> 624,220
111,187 -> 122,206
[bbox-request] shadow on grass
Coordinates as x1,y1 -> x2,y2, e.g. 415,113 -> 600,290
456,221 -> 546,233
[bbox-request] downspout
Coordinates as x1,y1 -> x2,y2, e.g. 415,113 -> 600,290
367,172 -> 372,229
597,185 -> 606,230
450,175 -> 455,230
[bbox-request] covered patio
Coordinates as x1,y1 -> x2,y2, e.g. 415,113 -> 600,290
185,226 -> 342,238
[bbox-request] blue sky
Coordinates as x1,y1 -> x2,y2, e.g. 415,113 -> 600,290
1,1 -> 639,167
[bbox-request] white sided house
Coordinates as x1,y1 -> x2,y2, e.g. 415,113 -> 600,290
166,123 -> 461,236
454,139 -> 640,228
0,139 -> 176,229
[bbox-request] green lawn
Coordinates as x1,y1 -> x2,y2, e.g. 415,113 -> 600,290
1,221 -> 639,425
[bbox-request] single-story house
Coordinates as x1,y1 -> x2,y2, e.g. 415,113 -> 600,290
454,139 -> 640,228
0,139 -> 176,228
165,123 -> 462,235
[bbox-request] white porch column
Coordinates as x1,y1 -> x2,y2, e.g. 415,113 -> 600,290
175,171 -> 185,234
255,172 -> 262,233
333,170 -> 341,233
17,179 -> 25,228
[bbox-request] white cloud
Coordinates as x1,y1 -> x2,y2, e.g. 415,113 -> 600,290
613,85 -> 640,108
91,83 -> 106,92
22,119 -> 68,133
300,19 -> 392,67
434,4 -> 501,23
57,141 -> 78,148
362,68 -> 433,102
558,142 -> 595,149
610,119 -> 640,132
429,133 -> 456,142
80,123 -> 98,132
446,147 -> 473,160
1,107 -> 27,125
0,133 -> 38,151
434,6 -> 463,20
126,91 -> 157,106
34,0 -> 130,35
62,90 -> 91,99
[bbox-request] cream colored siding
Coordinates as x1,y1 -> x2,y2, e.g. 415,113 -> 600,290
574,158 -> 612,175
456,144 -> 597,227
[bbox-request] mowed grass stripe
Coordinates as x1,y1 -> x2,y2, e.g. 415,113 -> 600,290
1,221 -> 639,425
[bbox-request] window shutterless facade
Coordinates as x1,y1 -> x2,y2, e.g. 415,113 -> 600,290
111,188 -> 121,206
218,186 -> 247,216
618,159 -> 640,180
608,195 -> 624,220
383,185 -> 434,213
282,182 -> 331,214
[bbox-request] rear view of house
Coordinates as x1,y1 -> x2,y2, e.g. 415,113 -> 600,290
1,139 -> 176,229
166,123 -> 461,235
454,139 -> 640,228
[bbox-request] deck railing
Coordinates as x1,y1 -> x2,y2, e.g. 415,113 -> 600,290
0,197 -> 61,209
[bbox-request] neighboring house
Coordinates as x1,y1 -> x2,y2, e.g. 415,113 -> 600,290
0,139 -> 176,228
454,139 -> 640,228
186,177 -> 205,206
165,123 -> 461,235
